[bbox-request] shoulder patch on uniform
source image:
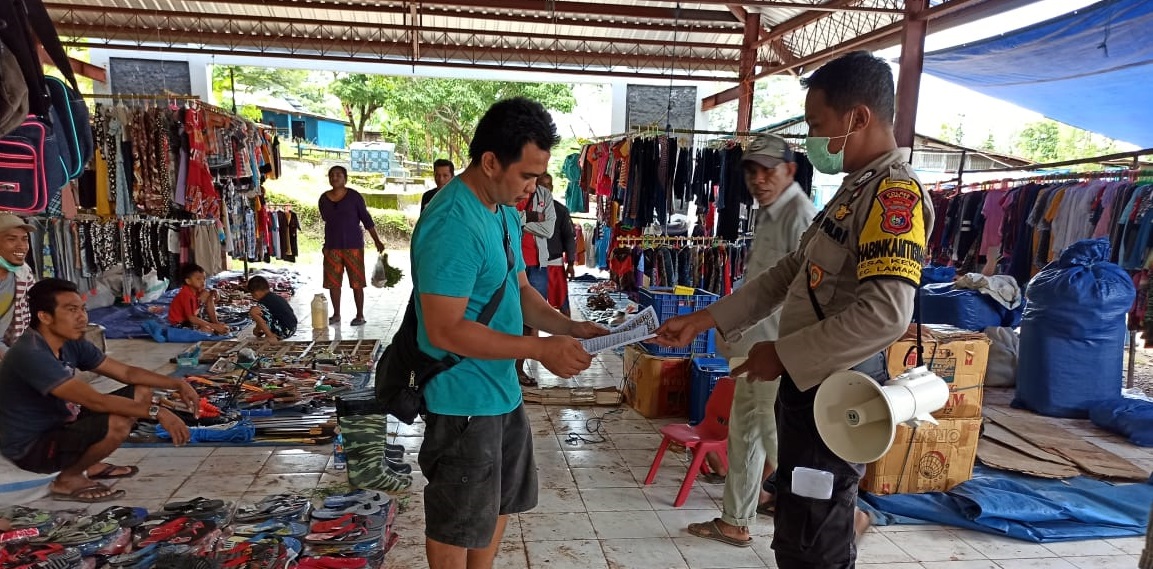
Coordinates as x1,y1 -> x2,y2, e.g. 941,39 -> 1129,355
856,177 -> 927,286
875,179 -> 921,236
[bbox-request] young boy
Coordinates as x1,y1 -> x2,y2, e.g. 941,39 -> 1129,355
168,263 -> 228,335
246,276 -> 297,342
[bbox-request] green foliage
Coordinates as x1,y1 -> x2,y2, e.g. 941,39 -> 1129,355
980,133 -> 997,152
211,65 -> 333,116
238,104 -> 263,122
330,74 -> 397,143
329,77 -> 575,164
370,210 -> 414,241
1013,119 -> 1119,167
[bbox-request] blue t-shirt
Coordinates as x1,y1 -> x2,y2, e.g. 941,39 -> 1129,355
412,178 -> 526,416
0,330 -> 106,459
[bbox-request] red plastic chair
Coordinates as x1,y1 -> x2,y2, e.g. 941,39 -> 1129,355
644,376 -> 737,507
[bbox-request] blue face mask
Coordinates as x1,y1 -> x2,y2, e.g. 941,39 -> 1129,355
0,256 -> 21,272
805,124 -> 856,175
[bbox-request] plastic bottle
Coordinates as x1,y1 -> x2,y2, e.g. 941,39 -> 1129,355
332,428 -> 347,471
311,294 -> 329,330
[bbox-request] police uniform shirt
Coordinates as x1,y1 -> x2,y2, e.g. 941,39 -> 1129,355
707,148 -> 935,392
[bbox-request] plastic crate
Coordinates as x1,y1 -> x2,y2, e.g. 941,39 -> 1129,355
639,287 -> 720,357
690,357 -> 729,425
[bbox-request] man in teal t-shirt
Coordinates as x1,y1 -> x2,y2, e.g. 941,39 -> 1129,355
412,97 -> 607,569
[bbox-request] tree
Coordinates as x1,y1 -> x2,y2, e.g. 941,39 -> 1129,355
980,133 -> 997,152
339,77 -> 576,164
211,65 -> 333,116
1015,121 -> 1060,163
330,74 -> 398,143
1013,119 -> 1120,168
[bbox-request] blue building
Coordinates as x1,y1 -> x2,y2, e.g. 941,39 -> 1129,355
259,106 -> 350,149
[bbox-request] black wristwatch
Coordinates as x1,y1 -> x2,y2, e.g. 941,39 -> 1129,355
148,405 -> 160,420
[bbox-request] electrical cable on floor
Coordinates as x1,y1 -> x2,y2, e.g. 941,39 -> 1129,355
563,407 -> 624,445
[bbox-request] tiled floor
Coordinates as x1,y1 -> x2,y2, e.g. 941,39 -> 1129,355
24,259 -> 1146,568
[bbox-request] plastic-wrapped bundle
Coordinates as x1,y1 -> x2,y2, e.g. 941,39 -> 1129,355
1013,239 -> 1135,418
919,283 -> 1017,331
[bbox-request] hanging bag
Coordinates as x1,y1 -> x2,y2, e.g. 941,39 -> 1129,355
0,0 -> 90,213
375,210 -> 514,424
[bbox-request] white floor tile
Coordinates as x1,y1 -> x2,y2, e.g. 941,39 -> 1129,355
643,485 -> 718,510
856,532 -> 916,564
674,535 -> 766,569
563,450 -> 628,469
951,529 -> 1058,560
997,559 -> 1078,569
571,467 -> 638,489
1044,540 -> 1125,557
589,510 -> 670,539
580,487 -> 654,512
1066,555 -> 1143,569
891,530 -> 987,562
524,539 -> 609,569
919,561 -> 1000,569
1103,536 -> 1145,555
532,487 -> 588,514
519,512 -> 597,541
601,537 -> 690,569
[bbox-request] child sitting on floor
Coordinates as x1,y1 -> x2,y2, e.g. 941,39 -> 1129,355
246,276 -> 298,342
168,263 -> 229,335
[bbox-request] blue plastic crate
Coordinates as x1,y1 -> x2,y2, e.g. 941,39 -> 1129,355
639,287 -> 719,357
690,357 -> 729,425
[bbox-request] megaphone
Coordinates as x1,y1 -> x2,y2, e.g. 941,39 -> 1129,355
813,366 -> 949,464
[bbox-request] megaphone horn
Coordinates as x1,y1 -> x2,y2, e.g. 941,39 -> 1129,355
813,366 -> 950,464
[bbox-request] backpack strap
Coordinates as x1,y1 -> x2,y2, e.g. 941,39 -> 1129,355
476,206 -> 514,326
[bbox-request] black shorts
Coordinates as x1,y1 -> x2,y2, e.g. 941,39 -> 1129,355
12,386 -> 136,474
418,404 -> 537,549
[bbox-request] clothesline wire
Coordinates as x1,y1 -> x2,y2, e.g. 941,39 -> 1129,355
962,147 -> 1153,174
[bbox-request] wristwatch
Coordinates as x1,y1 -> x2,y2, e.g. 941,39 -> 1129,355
148,405 -> 160,420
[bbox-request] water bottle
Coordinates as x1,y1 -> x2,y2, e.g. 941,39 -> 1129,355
332,428 -> 347,471
311,294 -> 329,330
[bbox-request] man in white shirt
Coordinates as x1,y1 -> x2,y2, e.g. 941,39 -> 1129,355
689,134 -> 816,547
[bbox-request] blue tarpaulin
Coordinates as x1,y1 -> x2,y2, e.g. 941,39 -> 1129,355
921,0 -> 1153,147
859,466 -> 1153,542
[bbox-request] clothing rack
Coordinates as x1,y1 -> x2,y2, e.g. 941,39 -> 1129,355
941,165 -> 1153,390
80,93 -> 200,100
614,236 -> 744,246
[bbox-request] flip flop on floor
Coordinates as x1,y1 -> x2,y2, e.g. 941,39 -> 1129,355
687,519 -> 753,548
87,464 -> 139,480
50,484 -> 125,504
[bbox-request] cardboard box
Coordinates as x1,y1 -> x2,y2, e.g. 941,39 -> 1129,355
623,345 -> 690,419
861,417 -> 981,495
886,325 -> 991,419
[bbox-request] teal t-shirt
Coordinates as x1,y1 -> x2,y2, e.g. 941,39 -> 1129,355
412,178 -> 526,416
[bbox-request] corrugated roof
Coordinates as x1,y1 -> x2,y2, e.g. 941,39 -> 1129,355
49,0 -> 1023,81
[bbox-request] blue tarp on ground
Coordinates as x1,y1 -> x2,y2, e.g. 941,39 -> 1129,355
858,466 -> 1153,542
920,0 -> 1153,147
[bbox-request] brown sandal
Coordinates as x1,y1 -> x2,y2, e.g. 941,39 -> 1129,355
687,519 -> 753,548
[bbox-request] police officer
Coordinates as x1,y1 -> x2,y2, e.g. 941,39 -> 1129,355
655,50 -> 934,569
